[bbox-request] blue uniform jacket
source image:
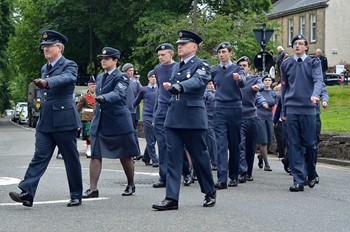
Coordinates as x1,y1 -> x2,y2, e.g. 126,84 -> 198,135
36,56 -> 82,132
164,56 -> 210,129
90,68 -> 134,136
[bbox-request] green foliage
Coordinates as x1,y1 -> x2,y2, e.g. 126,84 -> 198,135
320,85 -> 350,132
0,0 -> 14,112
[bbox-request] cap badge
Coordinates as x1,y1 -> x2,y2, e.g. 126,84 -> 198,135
102,50 -> 107,54
161,45 -> 165,49
222,44 -> 226,48
43,32 -> 48,39
178,32 -> 183,38
298,35 -> 302,39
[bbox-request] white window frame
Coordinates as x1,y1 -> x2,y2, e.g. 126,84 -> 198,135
299,16 -> 305,35
310,14 -> 316,42
288,18 -> 294,46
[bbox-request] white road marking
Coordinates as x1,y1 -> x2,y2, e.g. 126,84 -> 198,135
0,197 -> 110,206
0,177 -> 21,186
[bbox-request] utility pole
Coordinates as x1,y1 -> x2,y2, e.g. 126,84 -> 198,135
193,0 -> 198,33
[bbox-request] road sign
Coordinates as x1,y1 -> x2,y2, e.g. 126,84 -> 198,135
254,51 -> 275,72
253,29 -> 274,50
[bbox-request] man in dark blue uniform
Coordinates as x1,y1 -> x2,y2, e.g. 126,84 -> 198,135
281,34 -> 323,192
152,30 -> 216,210
211,42 -> 246,189
9,30 -> 83,207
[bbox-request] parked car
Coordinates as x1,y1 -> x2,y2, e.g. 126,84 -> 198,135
19,106 -> 28,124
4,109 -> 14,118
324,73 -> 345,86
11,102 -> 27,122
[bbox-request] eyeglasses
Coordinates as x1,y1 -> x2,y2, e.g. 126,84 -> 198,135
293,41 -> 305,46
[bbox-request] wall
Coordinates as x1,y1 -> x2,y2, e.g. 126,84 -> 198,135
318,132 -> 350,160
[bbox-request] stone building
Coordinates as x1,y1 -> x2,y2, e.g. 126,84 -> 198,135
268,0 -> 350,66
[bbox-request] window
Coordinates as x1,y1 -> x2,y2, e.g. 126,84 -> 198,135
299,16 -> 305,35
310,14 -> 316,42
288,18 -> 294,46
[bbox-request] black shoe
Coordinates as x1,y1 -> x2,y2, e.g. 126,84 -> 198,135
183,175 -> 192,186
152,198 -> 178,211
203,190 -> 216,207
264,166 -> 272,171
122,185 -> 135,196
228,179 -> 238,187
257,155 -> 263,169
308,178 -> 316,188
238,174 -> 247,183
246,175 -> 254,181
214,182 -> 227,190
67,199 -> 82,207
9,191 -> 33,207
142,158 -> 152,166
133,155 -> 143,161
315,176 -> 320,184
153,181 -> 166,188
82,189 -> 99,198
152,163 -> 159,168
289,184 -> 304,192
281,158 -> 290,173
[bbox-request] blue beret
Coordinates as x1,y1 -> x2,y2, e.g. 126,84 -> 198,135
291,34 -> 308,46
147,70 -> 155,78
122,63 -> 133,72
216,42 -> 232,52
40,30 -> 68,45
237,56 -> 250,65
156,43 -> 174,52
262,73 -> 272,81
97,47 -> 121,59
176,30 -> 203,45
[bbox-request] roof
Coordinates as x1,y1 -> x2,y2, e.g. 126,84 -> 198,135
268,0 -> 329,19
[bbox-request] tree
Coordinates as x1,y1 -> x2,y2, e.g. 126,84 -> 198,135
0,0 -> 14,112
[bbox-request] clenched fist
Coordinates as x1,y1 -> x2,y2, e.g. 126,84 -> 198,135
34,78 -> 48,89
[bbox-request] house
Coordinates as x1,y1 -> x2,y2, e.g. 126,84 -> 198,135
268,0 -> 350,66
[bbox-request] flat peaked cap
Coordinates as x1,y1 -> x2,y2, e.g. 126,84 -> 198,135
291,34 -> 308,46
237,56 -> 250,65
216,42 -> 232,52
147,70 -> 155,78
40,30 -> 68,45
97,47 -> 121,59
156,43 -> 174,52
122,63 -> 134,72
176,30 -> 203,45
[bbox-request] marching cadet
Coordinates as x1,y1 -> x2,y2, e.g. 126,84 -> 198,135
211,42 -> 246,189
76,79 -> 96,158
236,56 -> 265,182
132,70 -> 159,167
152,43 -> 192,188
9,30 -> 83,207
281,35 -> 323,192
152,30 -> 216,210
82,47 -> 139,198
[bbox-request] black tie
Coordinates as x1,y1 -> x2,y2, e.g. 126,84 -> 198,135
222,65 -> 226,70
179,61 -> 185,69
297,58 -> 303,62
102,72 -> 109,87
47,63 -> 52,72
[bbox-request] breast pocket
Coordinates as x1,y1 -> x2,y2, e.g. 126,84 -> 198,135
52,103 -> 75,127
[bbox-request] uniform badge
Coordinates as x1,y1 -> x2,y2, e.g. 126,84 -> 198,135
178,31 -> 183,38
177,72 -> 181,75
43,32 -> 48,39
161,45 -> 165,49
186,72 -> 191,78
117,82 -> 127,90
196,69 -> 206,75
102,49 -> 107,54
